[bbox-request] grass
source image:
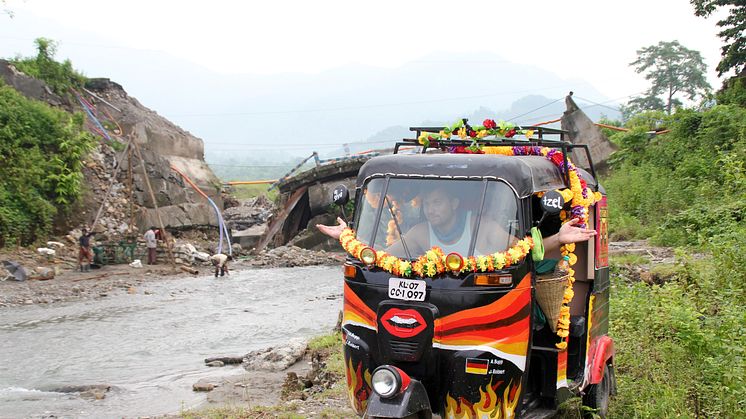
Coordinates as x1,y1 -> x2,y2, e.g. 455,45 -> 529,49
609,253 -> 650,266
229,184 -> 278,201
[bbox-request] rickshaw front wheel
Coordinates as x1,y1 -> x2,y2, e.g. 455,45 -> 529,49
582,363 -> 611,418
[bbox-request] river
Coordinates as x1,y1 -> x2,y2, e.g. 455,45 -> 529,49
0,265 -> 343,418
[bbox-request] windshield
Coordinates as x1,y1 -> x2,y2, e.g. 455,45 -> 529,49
355,178 -> 520,259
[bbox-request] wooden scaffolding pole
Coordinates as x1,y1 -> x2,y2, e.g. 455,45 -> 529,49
131,140 -> 177,270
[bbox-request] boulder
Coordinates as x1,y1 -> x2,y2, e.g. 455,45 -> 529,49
242,338 -> 307,371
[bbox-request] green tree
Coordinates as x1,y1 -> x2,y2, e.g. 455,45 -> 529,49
629,40 -> 711,114
11,38 -> 86,96
690,0 -> 745,76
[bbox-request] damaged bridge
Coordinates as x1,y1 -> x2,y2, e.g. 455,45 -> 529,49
254,93 -> 617,252
253,156 -> 371,251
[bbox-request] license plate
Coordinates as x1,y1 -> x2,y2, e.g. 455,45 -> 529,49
388,278 -> 427,302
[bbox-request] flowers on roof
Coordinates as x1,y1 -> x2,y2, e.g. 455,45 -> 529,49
417,118 -> 530,149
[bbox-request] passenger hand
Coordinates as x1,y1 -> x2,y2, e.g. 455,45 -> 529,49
316,217 -> 348,240
558,218 -> 596,244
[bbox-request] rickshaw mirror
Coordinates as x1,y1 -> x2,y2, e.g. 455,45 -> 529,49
332,185 -> 349,206
540,190 -> 565,215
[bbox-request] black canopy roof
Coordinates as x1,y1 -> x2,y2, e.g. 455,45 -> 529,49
356,153 -> 601,198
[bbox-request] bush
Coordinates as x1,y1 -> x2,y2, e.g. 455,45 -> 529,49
10,38 -> 86,96
605,81 -> 746,417
0,82 -> 94,246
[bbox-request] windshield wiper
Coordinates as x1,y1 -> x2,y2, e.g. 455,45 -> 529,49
385,196 -> 412,260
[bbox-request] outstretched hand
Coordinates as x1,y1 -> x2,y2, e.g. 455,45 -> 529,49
316,217 -> 348,240
558,218 -> 597,244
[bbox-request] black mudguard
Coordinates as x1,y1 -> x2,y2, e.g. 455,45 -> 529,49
366,379 -> 433,419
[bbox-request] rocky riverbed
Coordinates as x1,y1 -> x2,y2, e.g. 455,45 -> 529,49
0,245 -> 345,308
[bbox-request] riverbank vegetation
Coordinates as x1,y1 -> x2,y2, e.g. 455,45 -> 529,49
0,38 -> 93,246
0,81 -> 94,246
604,80 -> 745,416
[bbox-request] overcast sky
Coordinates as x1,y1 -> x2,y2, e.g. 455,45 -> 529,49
0,0 -> 727,101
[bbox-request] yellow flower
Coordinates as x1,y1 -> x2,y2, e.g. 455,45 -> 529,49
556,341 -> 568,350
457,127 -> 467,139
439,130 -> 449,139
563,287 -> 575,301
568,253 -> 578,266
508,247 -> 522,262
478,256 -> 488,271
559,189 -> 574,203
426,263 -> 437,277
564,243 -> 576,252
493,253 -> 506,269
476,129 -> 488,138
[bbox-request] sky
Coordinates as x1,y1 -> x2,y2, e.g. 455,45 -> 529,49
1,0 -> 727,94
0,0 -> 730,161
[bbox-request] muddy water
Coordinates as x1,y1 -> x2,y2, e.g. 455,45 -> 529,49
0,266 -> 342,419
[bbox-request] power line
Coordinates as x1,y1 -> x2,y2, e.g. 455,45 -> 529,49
505,97 -> 564,122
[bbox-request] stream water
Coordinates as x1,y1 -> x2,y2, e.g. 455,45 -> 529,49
0,265 -> 343,418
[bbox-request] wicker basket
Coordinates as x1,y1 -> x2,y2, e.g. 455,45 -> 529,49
535,273 -> 570,333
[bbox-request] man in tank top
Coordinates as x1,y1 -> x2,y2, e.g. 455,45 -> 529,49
318,187 -> 596,257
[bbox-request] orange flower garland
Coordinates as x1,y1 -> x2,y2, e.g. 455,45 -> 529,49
480,146 -> 601,348
339,227 -> 534,279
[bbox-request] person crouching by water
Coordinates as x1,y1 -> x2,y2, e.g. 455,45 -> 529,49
78,228 -> 95,272
144,226 -> 158,265
210,253 -> 232,277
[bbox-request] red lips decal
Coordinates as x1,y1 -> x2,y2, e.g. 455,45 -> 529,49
381,308 -> 427,338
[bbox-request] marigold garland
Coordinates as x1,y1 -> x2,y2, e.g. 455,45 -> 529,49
343,142 -> 602,347
459,145 -> 602,348
339,227 -> 534,279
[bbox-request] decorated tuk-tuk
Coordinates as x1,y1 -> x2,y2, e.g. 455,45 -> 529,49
334,119 -> 615,418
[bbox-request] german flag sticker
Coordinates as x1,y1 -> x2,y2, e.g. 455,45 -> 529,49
465,358 -> 489,375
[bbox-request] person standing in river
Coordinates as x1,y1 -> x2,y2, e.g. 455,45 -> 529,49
78,228 -> 95,272
143,226 -> 158,265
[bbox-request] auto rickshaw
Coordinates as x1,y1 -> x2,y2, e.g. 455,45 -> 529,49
333,121 -> 615,418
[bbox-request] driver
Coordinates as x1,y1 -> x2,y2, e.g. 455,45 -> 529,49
317,187 -> 595,256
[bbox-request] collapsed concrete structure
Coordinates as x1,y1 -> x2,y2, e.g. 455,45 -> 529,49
264,95 -> 618,251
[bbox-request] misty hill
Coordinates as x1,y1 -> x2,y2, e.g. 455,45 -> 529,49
3,17 -> 620,167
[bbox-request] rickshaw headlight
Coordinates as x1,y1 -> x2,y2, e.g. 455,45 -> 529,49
360,247 -> 377,266
371,366 -> 400,398
445,252 -> 464,272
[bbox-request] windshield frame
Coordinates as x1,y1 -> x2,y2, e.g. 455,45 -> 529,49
354,174 -> 522,258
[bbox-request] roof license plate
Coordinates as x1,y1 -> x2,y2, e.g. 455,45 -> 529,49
388,278 -> 427,302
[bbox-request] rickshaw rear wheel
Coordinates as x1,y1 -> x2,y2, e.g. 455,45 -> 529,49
582,363 -> 611,418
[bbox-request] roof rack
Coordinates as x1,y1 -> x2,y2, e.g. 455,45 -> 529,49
391,122 -> 598,191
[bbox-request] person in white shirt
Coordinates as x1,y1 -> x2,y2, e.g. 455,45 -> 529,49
210,253 -> 232,277
143,226 -> 158,265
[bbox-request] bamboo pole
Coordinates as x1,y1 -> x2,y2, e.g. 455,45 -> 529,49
131,140 -> 177,270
